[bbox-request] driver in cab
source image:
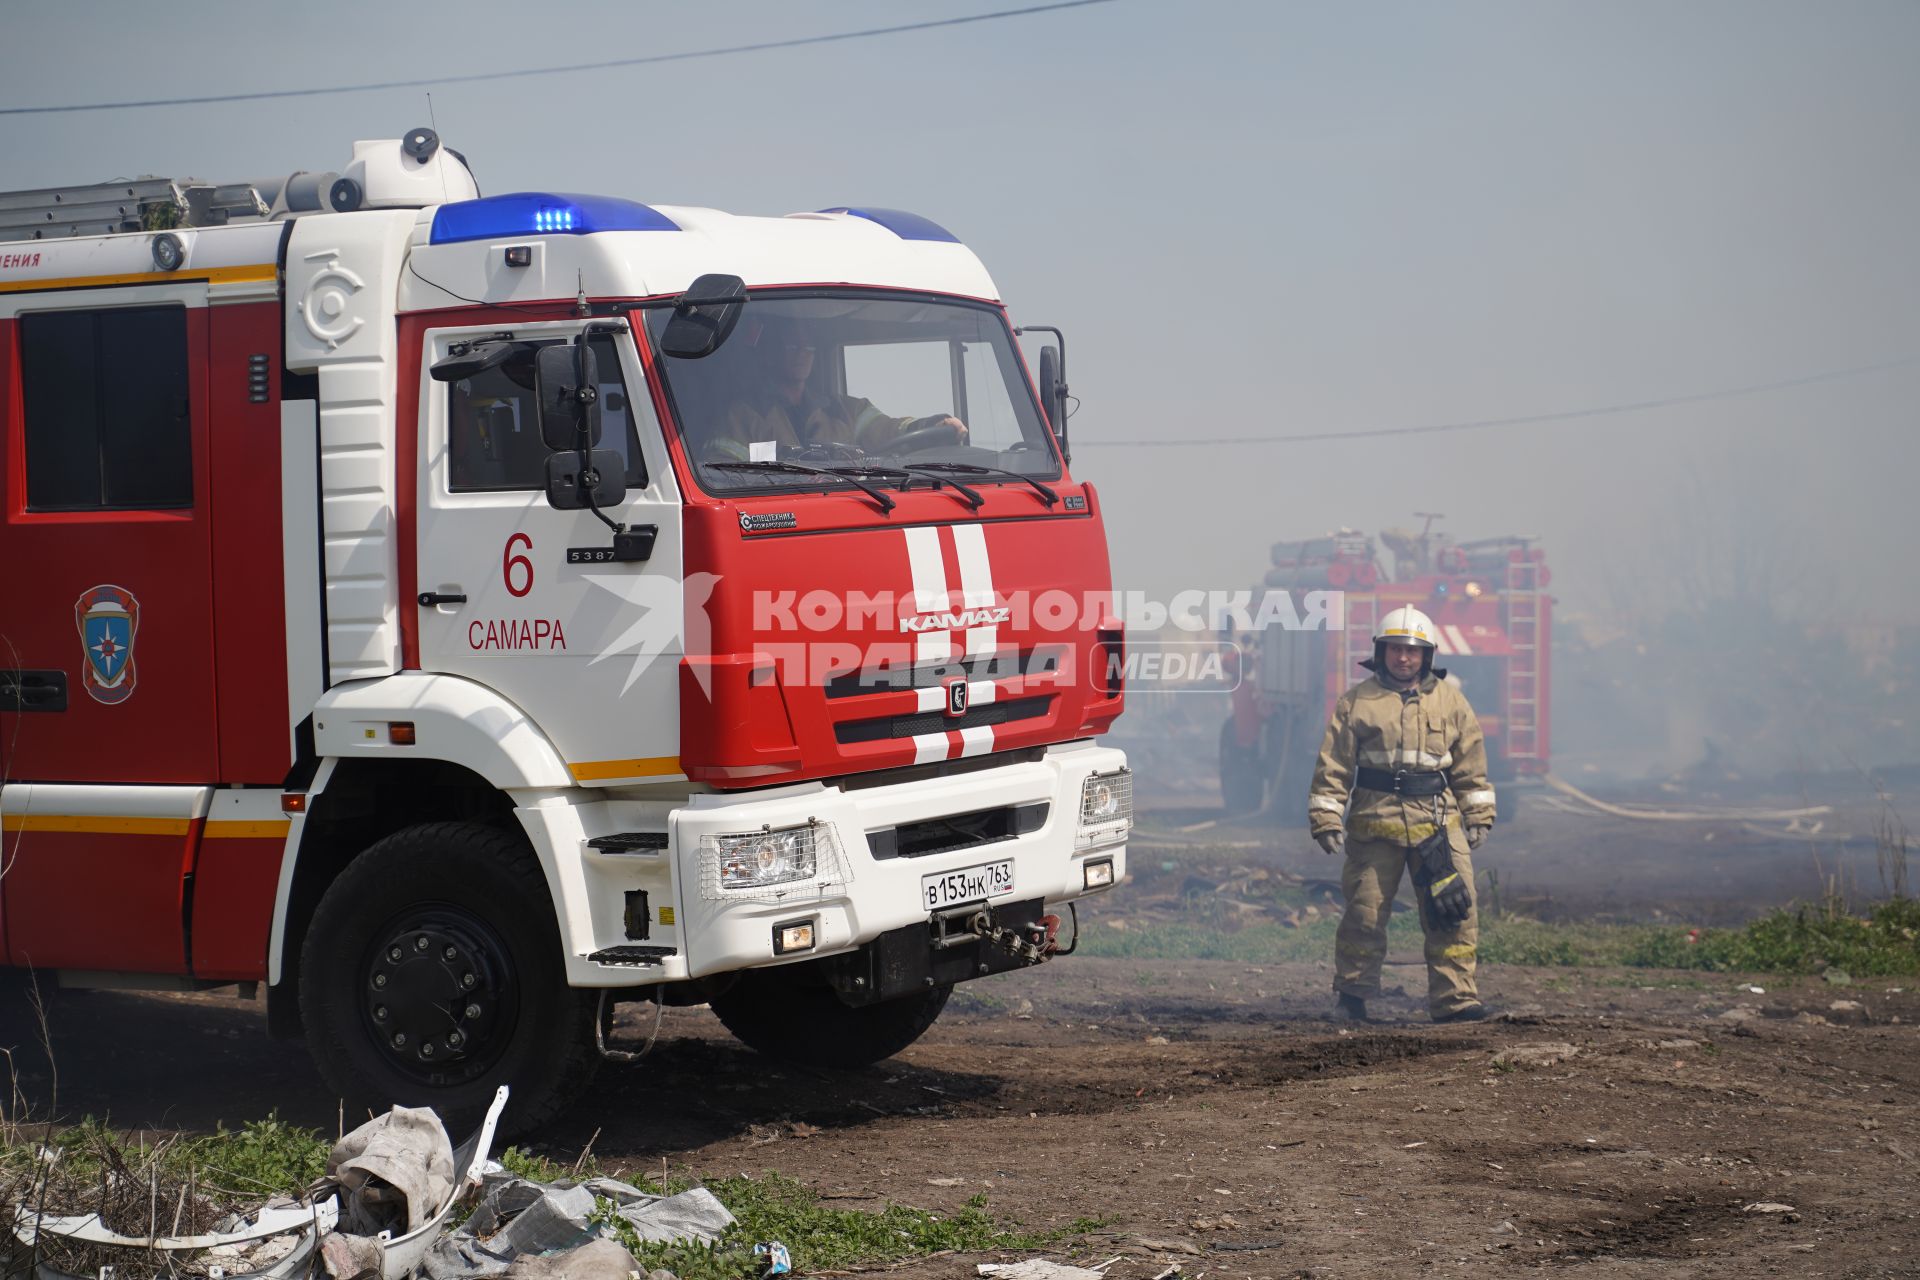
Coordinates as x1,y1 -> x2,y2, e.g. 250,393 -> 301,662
706,318 -> 967,460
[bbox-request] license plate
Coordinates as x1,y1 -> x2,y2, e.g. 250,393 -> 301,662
921,859 -> 1015,911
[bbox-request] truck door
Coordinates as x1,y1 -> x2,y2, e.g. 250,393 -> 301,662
0,291 -> 219,972
412,322 -> 686,784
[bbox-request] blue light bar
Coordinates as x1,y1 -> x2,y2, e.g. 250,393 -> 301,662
430,192 -> 679,245
817,206 -> 960,243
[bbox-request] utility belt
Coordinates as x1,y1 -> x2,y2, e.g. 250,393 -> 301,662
1355,767 -> 1450,798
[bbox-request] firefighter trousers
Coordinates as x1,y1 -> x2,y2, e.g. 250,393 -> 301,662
1332,827 -> 1480,1017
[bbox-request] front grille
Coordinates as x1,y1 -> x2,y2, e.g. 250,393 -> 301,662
868,802 -> 1049,860
835,694 -> 1053,745
823,646 -> 1068,699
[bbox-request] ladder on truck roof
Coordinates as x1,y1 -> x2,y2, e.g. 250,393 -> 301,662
0,177 -> 275,244
1503,553 -> 1542,763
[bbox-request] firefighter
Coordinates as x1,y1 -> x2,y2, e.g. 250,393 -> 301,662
1307,605 -> 1497,1023
705,317 -> 968,459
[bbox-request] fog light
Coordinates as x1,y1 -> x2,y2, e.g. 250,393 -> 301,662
1084,858 -> 1115,890
773,919 -> 816,955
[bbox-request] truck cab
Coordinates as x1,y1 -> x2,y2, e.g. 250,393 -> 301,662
0,135 -> 1132,1131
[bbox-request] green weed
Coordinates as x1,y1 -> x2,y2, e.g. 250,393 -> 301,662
592,1173 -> 1059,1279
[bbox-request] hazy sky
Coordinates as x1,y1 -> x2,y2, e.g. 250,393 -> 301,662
6,0 -> 1917,625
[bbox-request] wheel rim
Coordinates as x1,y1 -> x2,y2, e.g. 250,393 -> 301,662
357,904 -> 521,1086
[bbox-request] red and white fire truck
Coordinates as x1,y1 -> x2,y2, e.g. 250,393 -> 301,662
0,131 -> 1131,1130
1219,516 -> 1549,819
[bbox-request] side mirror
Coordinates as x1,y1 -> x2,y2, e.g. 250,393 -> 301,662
535,343 -> 601,451
1038,343 -> 1070,465
658,273 -> 747,359
545,449 -> 627,510
430,340 -> 515,383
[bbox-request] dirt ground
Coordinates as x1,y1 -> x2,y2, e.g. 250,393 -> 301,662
5,782 -> 1919,1279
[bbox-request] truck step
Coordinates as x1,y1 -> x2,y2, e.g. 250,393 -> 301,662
586,945 -> 679,966
586,832 -> 668,855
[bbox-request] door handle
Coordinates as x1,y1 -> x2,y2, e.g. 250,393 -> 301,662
417,592 -> 468,607
0,669 -> 67,712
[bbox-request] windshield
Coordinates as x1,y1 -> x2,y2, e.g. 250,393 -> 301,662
644,293 -> 1060,496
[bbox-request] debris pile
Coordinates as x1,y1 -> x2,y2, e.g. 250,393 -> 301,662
8,1088 -> 738,1280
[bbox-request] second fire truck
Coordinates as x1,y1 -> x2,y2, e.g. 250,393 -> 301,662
1220,516 -> 1550,820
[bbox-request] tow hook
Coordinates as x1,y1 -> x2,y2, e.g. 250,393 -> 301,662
932,904 -> 1060,964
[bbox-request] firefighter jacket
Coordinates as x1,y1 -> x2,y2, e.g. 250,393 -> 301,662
1308,669 -> 1497,844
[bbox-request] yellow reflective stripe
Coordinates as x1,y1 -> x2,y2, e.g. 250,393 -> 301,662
0,814 -> 192,836
1351,815 -> 1460,842
1461,789 -> 1497,808
1358,748 -> 1452,769
0,264 -> 277,294
569,756 -> 683,783
203,819 -> 292,839
1441,942 -> 1477,960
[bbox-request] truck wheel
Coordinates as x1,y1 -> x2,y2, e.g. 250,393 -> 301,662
298,821 -> 598,1137
709,973 -> 950,1068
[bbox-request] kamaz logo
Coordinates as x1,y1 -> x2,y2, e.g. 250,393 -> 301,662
898,606 -> 1011,634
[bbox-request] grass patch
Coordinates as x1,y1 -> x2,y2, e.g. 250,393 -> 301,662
0,1112 -> 329,1205
1622,896 -> 1920,976
1077,912 -> 1419,964
1082,896 -> 1920,978
591,1172 -> 1067,1279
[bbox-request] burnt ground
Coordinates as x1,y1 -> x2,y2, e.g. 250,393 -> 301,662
4,779 -> 1919,1278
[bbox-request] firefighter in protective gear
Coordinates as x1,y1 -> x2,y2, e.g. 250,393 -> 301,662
706,317 -> 968,460
1308,605 -> 1497,1023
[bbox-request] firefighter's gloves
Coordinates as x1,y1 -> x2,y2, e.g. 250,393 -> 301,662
1466,824 -> 1491,851
1315,830 -> 1345,858
1412,831 -> 1473,925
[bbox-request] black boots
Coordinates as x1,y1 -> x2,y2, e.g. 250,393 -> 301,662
1332,993 -> 1369,1022
1433,1003 -> 1490,1023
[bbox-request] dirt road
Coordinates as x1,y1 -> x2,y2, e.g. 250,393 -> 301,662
6,788 -> 1917,1277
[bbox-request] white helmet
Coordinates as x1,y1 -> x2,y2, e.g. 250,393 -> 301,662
1374,605 -> 1439,649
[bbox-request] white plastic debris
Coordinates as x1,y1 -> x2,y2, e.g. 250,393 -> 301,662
422,1171 -> 734,1279
322,1105 -> 457,1235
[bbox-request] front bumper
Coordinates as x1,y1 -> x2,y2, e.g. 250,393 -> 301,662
673,740 -> 1128,980
553,740 -> 1128,986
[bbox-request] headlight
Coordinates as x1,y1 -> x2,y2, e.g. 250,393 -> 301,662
1077,768 -> 1133,848
699,821 -> 848,902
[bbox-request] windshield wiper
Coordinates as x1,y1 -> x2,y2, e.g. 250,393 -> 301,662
705,459 -> 898,514
899,462 -> 1059,507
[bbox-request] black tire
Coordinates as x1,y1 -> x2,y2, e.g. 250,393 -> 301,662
299,821 -> 599,1138
709,971 -> 950,1068
1218,718 -> 1265,815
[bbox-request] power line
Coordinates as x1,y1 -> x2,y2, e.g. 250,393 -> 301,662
1080,354 -> 1920,447
0,0 -> 1116,116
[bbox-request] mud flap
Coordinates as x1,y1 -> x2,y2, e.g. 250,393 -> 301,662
823,897 -> 1049,1006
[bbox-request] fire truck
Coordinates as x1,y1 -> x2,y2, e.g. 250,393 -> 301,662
0,131 -> 1132,1131
1219,516 -> 1549,819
